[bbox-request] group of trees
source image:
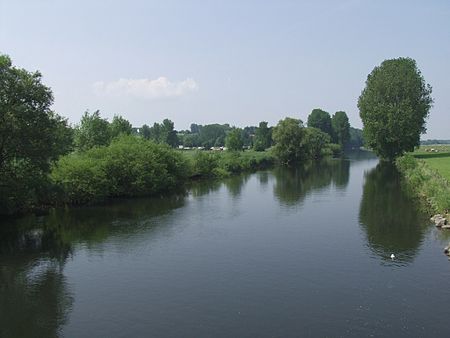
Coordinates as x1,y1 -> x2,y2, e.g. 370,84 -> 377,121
177,123 -> 267,151
271,118 -> 337,165
140,119 -> 178,147
306,109 -> 350,147
74,111 -> 132,151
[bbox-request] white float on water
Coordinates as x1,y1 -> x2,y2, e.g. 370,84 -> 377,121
390,254 -> 395,259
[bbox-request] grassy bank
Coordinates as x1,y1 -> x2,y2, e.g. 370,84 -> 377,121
396,153 -> 450,214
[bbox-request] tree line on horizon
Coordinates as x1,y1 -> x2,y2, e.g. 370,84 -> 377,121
70,105 -> 364,154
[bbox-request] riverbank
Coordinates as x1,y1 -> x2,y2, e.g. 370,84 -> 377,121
396,151 -> 450,215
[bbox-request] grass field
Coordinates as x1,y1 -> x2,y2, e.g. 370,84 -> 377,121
421,156 -> 450,181
411,145 -> 450,181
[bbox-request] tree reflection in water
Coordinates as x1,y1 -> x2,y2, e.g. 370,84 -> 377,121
273,159 -> 350,207
0,193 -> 187,337
0,222 -> 73,338
359,162 -> 427,264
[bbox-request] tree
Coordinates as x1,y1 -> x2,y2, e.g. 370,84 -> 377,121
149,122 -> 162,142
272,117 -> 306,164
74,110 -> 110,151
331,111 -> 350,146
0,54 -> 73,214
358,57 -> 433,160
303,127 -> 331,159
141,124 -> 151,139
225,128 -> 244,151
307,109 -> 333,137
198,124 -> 229,148
242,126 -> 257,147
190,123 -> 202,134
161,119 -> 178,147
110,114 -> 132,139
253,121 -> 272,151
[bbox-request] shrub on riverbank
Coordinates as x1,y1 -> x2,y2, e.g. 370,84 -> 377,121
189,150 -> 274,178
52,136 -> 189,204
396,154 -> 450,213
52,140 -> 275,205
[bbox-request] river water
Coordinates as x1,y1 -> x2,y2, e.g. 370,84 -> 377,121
1,152 -> 450,337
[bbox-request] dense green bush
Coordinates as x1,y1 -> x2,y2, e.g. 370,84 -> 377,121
52,136 -> 189,204
189,150 -> 274,178
190,151 -> 220,177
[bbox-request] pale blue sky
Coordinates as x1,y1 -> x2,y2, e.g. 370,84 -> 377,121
1,0 -> 449,138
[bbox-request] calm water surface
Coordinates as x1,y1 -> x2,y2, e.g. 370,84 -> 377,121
1,153 -> 450,337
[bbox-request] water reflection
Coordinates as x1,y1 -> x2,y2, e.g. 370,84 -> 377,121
0,223 -> 73,338
0,194 -> 187,337
258,172 -> 269,186
189,180 -> 222,197
273,159 -> 350,206
223,174 -> 250,198
359,162 -> 427,264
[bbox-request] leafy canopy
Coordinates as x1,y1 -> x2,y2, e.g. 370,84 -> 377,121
253,121 -> 272,151
307,109 -> 333,137
0,54 -> 73,214
74,110 -> 110,151
225,128 -> 244,151
358,57 -> 433,160
331,111 -> 350,146
272,117 -> 306,164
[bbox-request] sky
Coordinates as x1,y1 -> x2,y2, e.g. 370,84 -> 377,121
1,0 -> 449,138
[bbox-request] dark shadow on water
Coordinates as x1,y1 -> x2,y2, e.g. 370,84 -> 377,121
359,162 -> 428,265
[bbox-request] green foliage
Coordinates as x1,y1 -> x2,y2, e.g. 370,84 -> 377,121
190,123 -> 201,134
141,124 -> 151,139
253,121 -> 272,151
307,109 -> 333,137
242,126 -> 257,147
200,124 -> 229,148
303,127 -> 331,159
348,127 -> 364,149
189,150 -> 274,178
0,54 -> 73,215
358,57 -> 433,161
110,114 -> 132,139
396,154 -> 450,213
225,128 -> 244,151
74,110 -> 110,151
272,117 -> 306,164
331,111 -> 350,146
180,133 -> 200,147
161,119 -> 178,147
52,135 -> 189,204
145,119 -> 178,147
191,151 -> 220,177
323,143 -> 342,157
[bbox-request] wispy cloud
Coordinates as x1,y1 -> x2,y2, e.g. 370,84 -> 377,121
92,77 -> 198,99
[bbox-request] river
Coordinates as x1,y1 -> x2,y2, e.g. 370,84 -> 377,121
1,152 -> 450,337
